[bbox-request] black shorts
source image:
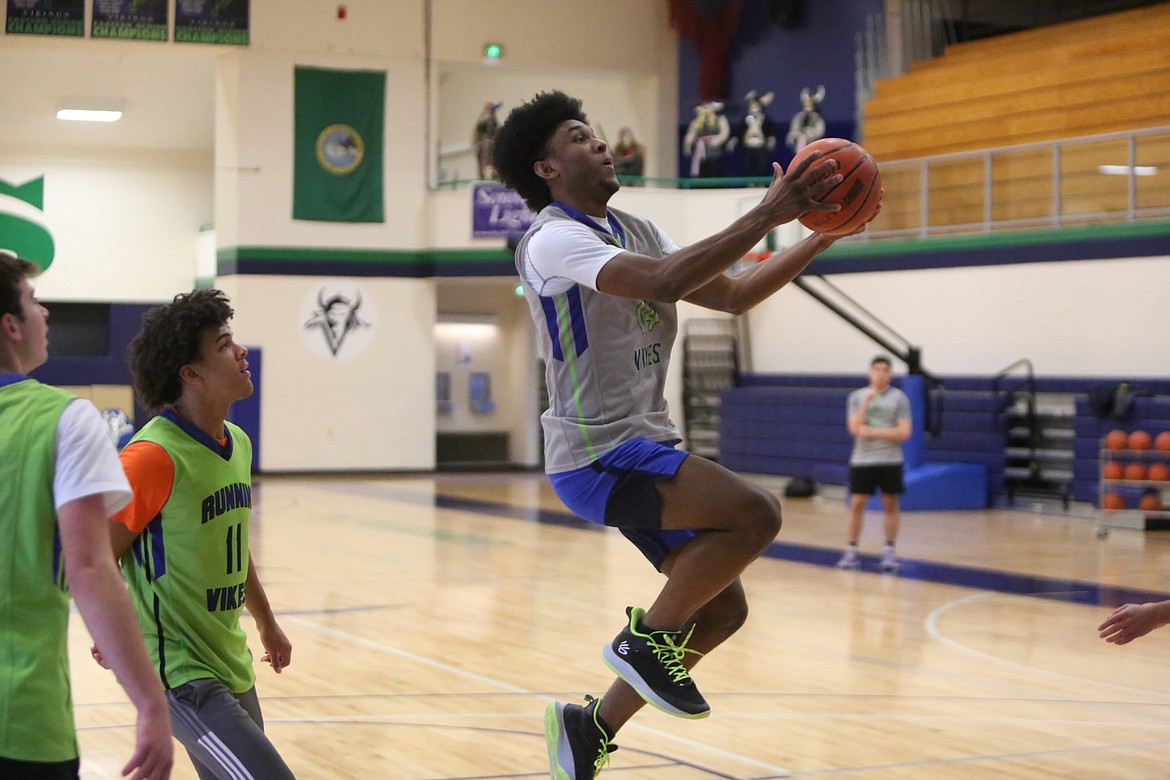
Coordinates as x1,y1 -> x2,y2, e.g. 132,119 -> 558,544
849,463 -> 904,496
0,756 -> 80,780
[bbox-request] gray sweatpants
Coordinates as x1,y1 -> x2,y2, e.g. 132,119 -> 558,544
167,678 -> 295,780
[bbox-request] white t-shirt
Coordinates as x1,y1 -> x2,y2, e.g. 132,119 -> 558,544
54,398 -> 133,516
523,215 -> 679,296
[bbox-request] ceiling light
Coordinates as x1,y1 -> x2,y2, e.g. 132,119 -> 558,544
57,100 -> 123,122
57,108 -> 122,122
1097,164 -> 1157,176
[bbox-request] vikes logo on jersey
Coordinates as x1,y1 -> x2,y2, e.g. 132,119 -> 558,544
634,342 -> 662,371
636,300 -> 660,334
633,300 -> 663,371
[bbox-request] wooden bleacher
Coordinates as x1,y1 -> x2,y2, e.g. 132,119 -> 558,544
863,4 -> 1170,161
860,5 -> 1170,233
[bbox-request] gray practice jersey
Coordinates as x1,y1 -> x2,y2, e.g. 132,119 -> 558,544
848,386 -> 911,465
515,204 -> 680,473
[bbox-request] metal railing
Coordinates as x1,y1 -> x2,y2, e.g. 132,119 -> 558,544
434,125 -> 1170,243
861,125 -> 1170,241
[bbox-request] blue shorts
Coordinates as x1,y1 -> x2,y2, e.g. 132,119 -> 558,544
549,437 -> 696,570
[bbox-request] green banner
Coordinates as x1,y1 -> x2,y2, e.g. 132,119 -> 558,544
293,67 -> 385,223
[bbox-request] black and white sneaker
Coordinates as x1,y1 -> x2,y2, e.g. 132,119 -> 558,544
545,695 -> 616,779
602,606 -> 709,719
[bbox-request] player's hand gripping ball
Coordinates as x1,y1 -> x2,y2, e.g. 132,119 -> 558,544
791,138 -> 882,235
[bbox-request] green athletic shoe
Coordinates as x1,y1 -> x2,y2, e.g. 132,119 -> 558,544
545,695 -> 616,779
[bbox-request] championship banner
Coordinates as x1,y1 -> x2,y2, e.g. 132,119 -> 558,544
174,0 -> 248,45
6,0 -> 83,36
293,67 -> 385,224
92,0 -> 168,41
471,183 -> 535,238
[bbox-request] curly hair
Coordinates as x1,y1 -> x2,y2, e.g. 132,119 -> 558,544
492,91 -> 588,212
128,288 -> 234,412
0,252 -> 38,320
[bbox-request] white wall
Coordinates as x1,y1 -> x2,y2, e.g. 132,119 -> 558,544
218,274 -> 436,471
432,0 -> 678,184
746,254 -> 1170,377
0,151 -> 213,301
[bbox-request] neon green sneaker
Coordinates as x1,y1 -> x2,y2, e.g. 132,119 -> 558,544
545,695 -> 616,779
602,606 -> 709,718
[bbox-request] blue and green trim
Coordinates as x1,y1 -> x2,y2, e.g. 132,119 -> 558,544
215,222 -> 1169,280
217,245 -> 515,278
812,220 -> 1170,275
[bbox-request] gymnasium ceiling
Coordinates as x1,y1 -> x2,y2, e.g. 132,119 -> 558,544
1,0 -> 1164,156
0,41 -> 215,155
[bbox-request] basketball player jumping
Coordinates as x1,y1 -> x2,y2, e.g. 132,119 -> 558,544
492,90 -> 880,778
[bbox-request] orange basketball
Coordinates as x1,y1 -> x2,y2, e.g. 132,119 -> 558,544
1124,462 -> 1148,481
1102,491 -> 1126,510
1129,430 -> 1152,451
791,138 -> 882,236
1139,492 -> 1163,512
1149,462 -> 1170,482
1156,431 -> 1170,452
1104,429 -> 1129,451
1102,461 -> 1124,480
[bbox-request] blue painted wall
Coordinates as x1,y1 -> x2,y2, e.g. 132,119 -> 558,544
678,0 -> 884,175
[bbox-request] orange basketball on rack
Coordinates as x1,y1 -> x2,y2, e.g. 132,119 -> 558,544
1124,462 -> 1148,481
1104,430 -> 1129,451
1102,461 -> 1124,480
790,138 -> 882,236
1148,462 -> 1170,482
1129,430 -> 1152,451
1156,431 -> 1170,452
1139,492 -> 1163,512
1102,491 -> 1126,510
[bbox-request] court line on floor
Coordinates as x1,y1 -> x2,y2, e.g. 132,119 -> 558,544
924,591 -> 1170,701
350,484 -> 1170,607
282,613 -> 793,777
779,736 -> 1170,777
293,479 -> 1170,607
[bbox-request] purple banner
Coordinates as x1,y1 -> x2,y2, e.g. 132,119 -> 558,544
471,182 -> 535,239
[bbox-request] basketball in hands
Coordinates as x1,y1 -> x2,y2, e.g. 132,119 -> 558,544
791,138 -> 882,236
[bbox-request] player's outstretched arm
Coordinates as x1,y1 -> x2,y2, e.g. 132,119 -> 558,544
684,197 -> 882,315
60,494 -> 173,779
597,158 -> 842,304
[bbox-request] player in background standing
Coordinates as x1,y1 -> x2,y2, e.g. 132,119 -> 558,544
836,355 -> 912,572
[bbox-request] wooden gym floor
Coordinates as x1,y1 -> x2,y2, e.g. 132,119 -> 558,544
70,471 -> 1170,779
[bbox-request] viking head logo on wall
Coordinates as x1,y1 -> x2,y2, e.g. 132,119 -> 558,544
302,285 -> 373,358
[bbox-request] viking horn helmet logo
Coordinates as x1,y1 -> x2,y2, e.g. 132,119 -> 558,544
304,287 -> 368,356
